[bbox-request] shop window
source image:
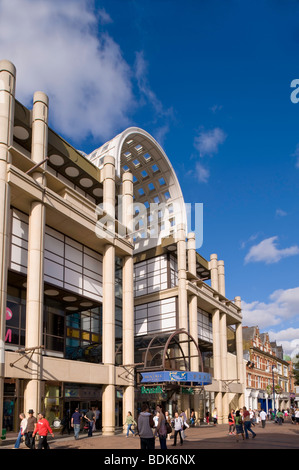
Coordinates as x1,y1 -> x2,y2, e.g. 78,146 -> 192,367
5,285 -> 26,347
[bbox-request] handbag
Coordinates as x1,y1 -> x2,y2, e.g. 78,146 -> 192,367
166,421 -> 172,434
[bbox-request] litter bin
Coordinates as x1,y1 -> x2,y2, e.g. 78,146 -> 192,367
1,429 -> 6,440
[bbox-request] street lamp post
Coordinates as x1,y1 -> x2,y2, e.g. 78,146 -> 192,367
272,365 -> 277,415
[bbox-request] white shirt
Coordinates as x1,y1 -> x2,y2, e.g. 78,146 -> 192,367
260,411 -> 267,420
174,417 -> 183,431
20,418 -> 28,434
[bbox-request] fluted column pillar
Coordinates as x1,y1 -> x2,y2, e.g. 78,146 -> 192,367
121,172 -> 135,430
177,224 -> 188,367
24,91 -> 48,415
102,155 -> 116,436
235,296 -> 245,408
0,60 -> 16,435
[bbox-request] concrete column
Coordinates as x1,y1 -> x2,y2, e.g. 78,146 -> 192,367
217,260 -> 225,297
187,233 -> 199,371
177,224 -> 188,365
220,312 -> 229,422
187,233 -> 200,417
212,309 -> 221,381
0,60 -> 16,435
121,172 -> 135,430
235,295 -> 245,408
209,254 -> 218,292
24,91 -> 48,415
102,156 -> 116,435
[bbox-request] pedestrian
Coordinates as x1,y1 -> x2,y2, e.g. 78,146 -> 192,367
259,409 -> 267,428
206,410 -> 210,425
95,407 -> 101,430
228,409 -> 235,435
14,413 -> 27,449
153,411 -> 159,429
84,408 -> 95,437
156,404 -> 167,450
180,410 -> 188,439
165,411 -> 172,440
171,412 -> 184,446
32,412 -> 54,449
242,406 -> 256,439
212,408 -> 218,425
276,409 -> 283,425
25,409 -> 37,449
125,411 -> 136,437
137,403 -> 155,449
71,407 -> 82,440
190,409 -> 196,427
60,411 -> 70,435
235,410 -> 245,442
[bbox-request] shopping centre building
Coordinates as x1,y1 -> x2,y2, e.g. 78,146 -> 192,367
0,60 -> 245,435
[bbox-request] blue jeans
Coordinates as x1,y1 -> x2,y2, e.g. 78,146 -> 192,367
244,421 -> 256,438
14,430 -> 22,448
159,435 -> 167,449
88,421 -> 93,437
74,424 -> 80,439
127,424 -> 135,436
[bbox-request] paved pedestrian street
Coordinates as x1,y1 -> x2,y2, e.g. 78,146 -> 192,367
2,421 -> 298,451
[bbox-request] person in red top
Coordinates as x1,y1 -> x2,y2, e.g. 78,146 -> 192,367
32,412 -> 54,449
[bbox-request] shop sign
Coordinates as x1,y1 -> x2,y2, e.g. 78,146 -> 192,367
141,386 -> 164,394
140,371 -> 212,385
181,387 -> 194,395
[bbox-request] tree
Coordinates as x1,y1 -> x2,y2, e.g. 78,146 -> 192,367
293,354 -> 299,386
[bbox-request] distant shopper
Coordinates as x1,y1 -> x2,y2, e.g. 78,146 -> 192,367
242,407 -> 256,439
171,412 -> 184,446
165,411 -> 172,440
25,409 -> 37,449
212,408 -> 218,425
71,408 -> 82,440
228,409 -> 235,435
32,412 -> 54,449
84,408 -> 95,437
137,403 -> 155,449
156,405 -> 167,450
295,408 -> 299,424
14,413 -> 27,449
235,410 -> 244,442
125,411 -> 137,437
259,409 -> 267,428
276,409 -> 284,425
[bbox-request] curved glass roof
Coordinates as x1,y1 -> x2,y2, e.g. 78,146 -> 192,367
87,127 -> 187,253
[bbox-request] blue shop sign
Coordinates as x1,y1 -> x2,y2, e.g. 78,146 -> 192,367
140,371 -> 212,385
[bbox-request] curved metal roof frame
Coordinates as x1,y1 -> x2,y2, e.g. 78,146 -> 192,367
87,127 -> 187,253
143,329 -> 204,372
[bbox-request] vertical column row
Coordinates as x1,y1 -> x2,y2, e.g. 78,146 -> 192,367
0,60 -> 16,436
24,91 -> 49,414
102,156 -> 116,436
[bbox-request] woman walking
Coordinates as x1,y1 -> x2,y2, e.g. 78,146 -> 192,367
125,411 -> 137,437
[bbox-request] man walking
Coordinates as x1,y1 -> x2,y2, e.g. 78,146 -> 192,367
32,412 -> 54,449
260,409 -> 267,428
71,407 -> 82,440
25,409 -> 37,449
137,403 -> 155,449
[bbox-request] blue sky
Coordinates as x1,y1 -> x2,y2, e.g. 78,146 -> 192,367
1,0 -> 299,357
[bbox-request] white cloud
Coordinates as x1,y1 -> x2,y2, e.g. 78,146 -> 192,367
275,209 -> 287,217
194,127 -> 227,157
0,0 -> 134,143
195,162 -> 210,183
291,143 -> 299,168
242,288 -> 299,357
244,236 -> 299,264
